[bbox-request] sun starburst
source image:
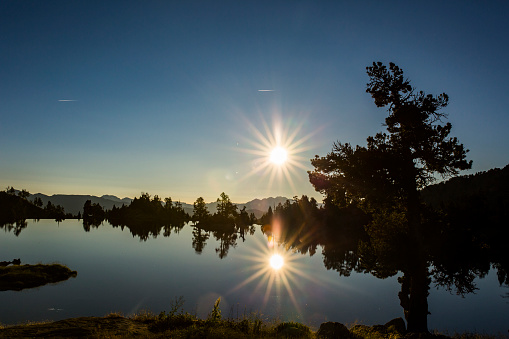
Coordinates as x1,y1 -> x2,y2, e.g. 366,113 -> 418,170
236,114 -> 318,193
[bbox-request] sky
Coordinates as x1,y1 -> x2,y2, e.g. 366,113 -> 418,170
1,1 -> 508,204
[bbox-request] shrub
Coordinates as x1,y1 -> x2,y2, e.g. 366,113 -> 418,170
275,321 -> 312,338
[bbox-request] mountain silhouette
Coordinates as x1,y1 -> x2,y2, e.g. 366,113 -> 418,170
100,195 -> 132,204
29,194 -> 133,216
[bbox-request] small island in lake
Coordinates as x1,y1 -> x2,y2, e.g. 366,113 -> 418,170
0,262 -> 77,291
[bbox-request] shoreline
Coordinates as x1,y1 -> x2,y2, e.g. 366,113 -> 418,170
1,313 -> 505,338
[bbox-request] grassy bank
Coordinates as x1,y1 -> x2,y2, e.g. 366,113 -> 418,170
0,298 -> 505,338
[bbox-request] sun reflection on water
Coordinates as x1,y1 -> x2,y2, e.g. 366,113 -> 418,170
228,223 -> 322,318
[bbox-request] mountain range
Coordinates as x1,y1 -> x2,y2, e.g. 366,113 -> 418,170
28,194 -> 291,218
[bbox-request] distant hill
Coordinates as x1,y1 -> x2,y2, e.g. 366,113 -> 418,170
421,164 -> 509,249
421,164 -> 509,208
28,194 -> 290,219
241,196 -> 290,212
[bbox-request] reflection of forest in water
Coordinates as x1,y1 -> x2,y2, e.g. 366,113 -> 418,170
2,202 -> 508,333
92,219 -> 257,260
4,192 -> 507,306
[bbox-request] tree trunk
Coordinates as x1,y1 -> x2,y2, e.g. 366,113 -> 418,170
406,260 -> 430,332
398,260 -> 430,333
402,160 -> 430,333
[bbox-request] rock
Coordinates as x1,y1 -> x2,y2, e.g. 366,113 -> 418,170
385,317 -> 406,334
317,321 -> 350,338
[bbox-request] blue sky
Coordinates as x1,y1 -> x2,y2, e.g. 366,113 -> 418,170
1,1 -> 508,203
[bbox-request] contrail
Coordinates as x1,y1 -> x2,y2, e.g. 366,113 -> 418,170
58,99 -> 77,101
258,90 -> 275,92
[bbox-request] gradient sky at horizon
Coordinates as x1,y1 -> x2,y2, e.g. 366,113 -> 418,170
1,1 -> 509,204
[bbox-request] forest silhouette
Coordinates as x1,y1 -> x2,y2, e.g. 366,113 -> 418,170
0,187 -> 70,235
1,62 -> 509,334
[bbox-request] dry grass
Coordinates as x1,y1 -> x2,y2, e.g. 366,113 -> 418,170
0,300 -> 504,339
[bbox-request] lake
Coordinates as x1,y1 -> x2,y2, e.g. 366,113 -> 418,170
1,219 -> 507,334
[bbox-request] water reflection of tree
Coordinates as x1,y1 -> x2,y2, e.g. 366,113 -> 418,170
192,227 -> 210,254
320,206 -> 368,277
0,220 -> 29,237
189,193 -> 257,258
82,200 -> 105,231
191,223 -> 256,258
163,224 -> 184,238
214,230 -> 238,259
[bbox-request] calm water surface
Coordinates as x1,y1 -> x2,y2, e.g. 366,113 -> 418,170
0,220 -> 507,333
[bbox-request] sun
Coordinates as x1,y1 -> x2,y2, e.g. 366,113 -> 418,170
269,254 -> 284,269
236,114 -> 319,193
270,147 -> 288,165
